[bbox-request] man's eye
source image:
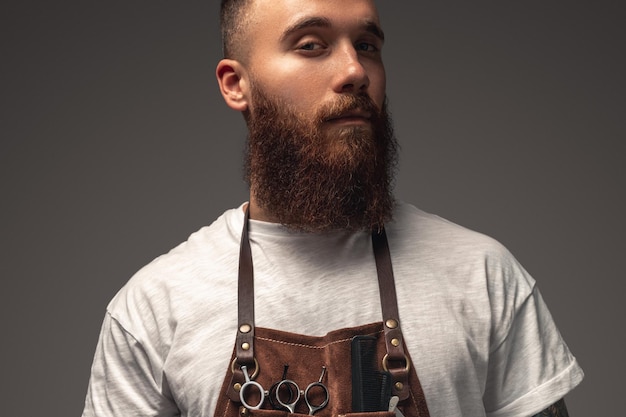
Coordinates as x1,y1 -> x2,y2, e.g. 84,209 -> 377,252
355,42 -> 378,52
298,42 -> 322,51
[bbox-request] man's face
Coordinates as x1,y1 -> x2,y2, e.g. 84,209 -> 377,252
243,0 -> 386,121
233,0 -> 395,232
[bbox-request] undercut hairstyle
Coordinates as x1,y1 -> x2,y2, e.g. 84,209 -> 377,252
220,0 -> 254,60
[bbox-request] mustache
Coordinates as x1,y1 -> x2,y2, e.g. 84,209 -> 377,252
315,94 -> 381,123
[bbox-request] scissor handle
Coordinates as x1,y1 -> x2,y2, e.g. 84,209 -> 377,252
304,381 -> 329,415
239,366 -> 267,410
275,379 -> 301,413
269,376 -> 297,410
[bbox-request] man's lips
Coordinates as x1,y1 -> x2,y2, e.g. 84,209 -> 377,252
325,110 -> 372,124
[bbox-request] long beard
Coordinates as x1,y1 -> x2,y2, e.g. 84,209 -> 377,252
244,88 -> 398,232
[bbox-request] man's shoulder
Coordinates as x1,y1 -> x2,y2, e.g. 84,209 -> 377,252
106,205 -> 244,324
391,201 -> 508,254
390,201 -> 536,296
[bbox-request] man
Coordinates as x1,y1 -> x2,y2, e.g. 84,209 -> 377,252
82,1 -> 583,416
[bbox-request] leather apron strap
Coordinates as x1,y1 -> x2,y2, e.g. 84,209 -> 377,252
233,206 -> 411,400
372,228 -> 411,400
236,206 -> 255,369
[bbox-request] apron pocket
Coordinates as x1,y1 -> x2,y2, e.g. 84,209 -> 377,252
339,412 -> 396,417
238,409 -> 306,417
238,410 -> 395,417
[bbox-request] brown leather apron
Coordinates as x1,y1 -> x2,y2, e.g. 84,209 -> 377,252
214,208 -> 430,417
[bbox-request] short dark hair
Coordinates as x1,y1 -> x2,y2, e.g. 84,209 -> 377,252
220,0 -> 254,59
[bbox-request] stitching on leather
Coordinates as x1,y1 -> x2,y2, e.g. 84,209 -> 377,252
256,330 -> 383,350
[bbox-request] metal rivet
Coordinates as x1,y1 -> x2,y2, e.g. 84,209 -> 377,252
391,338 -> 400,347
242,342 -> 250,350
395,382 -> 404,391
233,383 -> 242,392
239,406 -> 249,417
386,319 -> 398,329
239,324 -> 251,333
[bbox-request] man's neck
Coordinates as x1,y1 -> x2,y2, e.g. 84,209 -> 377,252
246,194 -> 279,223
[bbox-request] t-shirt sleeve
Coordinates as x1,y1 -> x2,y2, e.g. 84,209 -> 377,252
81,312 -> 180,417
483,270 -> 583,417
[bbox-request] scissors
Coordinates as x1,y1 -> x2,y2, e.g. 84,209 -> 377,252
239,366 -> 267,410
275,366 -> 330,415
239,365 -> 299,411
239,365 -> 294,410
239,365 -> 330,415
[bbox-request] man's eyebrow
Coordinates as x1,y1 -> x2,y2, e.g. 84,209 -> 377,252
280,17 -> 332,42
363,20 -> 385,42
279,17 -> 385,43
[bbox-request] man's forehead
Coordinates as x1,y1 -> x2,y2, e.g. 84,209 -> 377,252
249,0 -> 382,34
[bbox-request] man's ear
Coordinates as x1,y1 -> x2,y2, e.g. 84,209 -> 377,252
216,59 -> 249,112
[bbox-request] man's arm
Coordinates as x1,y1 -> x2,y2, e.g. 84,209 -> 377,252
531,399 -> 569,417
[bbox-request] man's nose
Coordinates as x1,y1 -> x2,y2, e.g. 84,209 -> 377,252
332,45 -> 370,94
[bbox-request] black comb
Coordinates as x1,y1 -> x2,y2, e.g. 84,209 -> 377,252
351,335 -> 393,412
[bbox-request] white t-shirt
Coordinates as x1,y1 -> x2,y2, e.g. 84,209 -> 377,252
82,202 -> 583,417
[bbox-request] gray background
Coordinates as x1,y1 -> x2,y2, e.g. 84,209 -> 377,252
1,1 -> 624,415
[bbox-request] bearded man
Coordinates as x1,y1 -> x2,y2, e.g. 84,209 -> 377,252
82,1 -> 583,416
